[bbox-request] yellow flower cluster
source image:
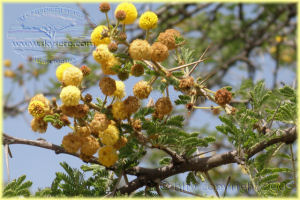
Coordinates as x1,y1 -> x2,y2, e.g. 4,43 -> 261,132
139,11 -> 158,30
112,101 -> 128,120
62,66 -> 83,86
31,118 -> 48,133
133,80 -> 152,99
60,85 -> 81,106
91,25 -> 110,46
110,81 -> 126,99
90,112 -> 110,132
129,39 -> 152,60
99,124 -> 119,145
115,3 -> 138,25
62,133 -> 83,153
28,94 -> 50,122
98,145 -> 118,167
56,63 -> 73,82
93,44 -> 119,75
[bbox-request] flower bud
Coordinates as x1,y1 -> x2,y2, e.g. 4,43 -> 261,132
99,2 -> 110,13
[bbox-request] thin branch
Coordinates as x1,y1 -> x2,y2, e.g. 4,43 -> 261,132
188,45 -> 210,76
289,144 -> 297,188
106,173 -> 123,197
159,181 -> 203,197
119,126 -> 296,195
223,176 -> 231,197
204,171 -> 220,197
155,184 -> 163,197
2,133 -> 99,165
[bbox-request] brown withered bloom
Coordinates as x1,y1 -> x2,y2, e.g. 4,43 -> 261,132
118,32 -> 127,41
155,97 -> 173,115
123,96 -> 140,115
80,65 -> 91,76
132,119 -> 142,131
99,77 -> 116,96
108,42 -> 118,52
151,42 -> 169,62
179,76 -> 194,91
131,63 -> 144,77
215,88 -> 232,105
84,93 -> 93,103
115,10 -> 126,21
99,2 -> 110,13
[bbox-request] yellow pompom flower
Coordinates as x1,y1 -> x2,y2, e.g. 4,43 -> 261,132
91,25 -> 110,46
60,85 -> 81,106
31,118 -> 48,133
115,2 -> 138,25
129,39 -> 152,60
98,145 -> 118,167
30,94 -> 50,108
112,101 -> 128,120
62,133 -> 83,153
62,66 -> 83,86
101,56 -> 120,75
28,100 -> 49,119
81,136 -> 100,156
56,63 -> 74,82
133,80 -> 152,99
4,59 -> 12,67
99,124 -> 119,146
139,11 -> 158,30
110,81 -> 125,99
93,44 -> 113,64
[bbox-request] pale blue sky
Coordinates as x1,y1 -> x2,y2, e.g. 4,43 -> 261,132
2,2 -> 296,196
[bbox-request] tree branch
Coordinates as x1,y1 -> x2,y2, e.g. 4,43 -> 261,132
119,126 -> 297,195
2,133 -> 99,164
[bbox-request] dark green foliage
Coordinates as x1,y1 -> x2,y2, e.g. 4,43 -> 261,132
175,94 -> 191,105
186,172 -> 199,186
3,175 -> 32,197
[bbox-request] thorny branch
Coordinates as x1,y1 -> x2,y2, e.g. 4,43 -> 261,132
2,126 -> 296,196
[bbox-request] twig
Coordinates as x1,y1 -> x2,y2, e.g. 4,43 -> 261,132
188,45 -> 210,76
155,184 -> 163,197
106,173 -> 123,197
188,149 -> 215,158
76,3 -> 96,29
4,144 -> 11,182
123,171 -> 129,185
159,181 -> 203,197
204,171 -> 220,197
168,59 -> 207,72
289,144 -> 297,187
2,133 -> 100,165
223,176 -> 231,197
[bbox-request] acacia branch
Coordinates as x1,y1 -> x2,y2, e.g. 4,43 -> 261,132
119,126 -> 297,195
2,133 -> 99,164
2,126 -> 297,196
